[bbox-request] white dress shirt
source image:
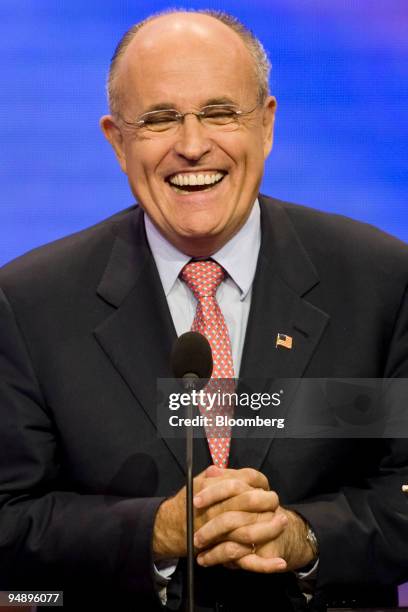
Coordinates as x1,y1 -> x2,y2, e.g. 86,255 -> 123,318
144,199 -> 261,377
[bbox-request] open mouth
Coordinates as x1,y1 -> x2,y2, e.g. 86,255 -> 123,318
166,171 -> 226,193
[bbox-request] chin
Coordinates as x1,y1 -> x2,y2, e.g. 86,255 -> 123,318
173,216 -> 223,239
177,229 -> 230,258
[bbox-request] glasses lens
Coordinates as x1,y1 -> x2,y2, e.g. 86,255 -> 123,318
201,105 -> 238,126
142,110 -> 179,132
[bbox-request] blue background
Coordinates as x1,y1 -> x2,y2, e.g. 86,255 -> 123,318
0,0 -> 407,601
0,0 -> 407,265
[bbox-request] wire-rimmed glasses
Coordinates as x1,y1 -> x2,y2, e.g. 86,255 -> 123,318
118,103 -> 260,134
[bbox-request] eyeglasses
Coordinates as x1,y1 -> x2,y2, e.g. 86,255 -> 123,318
118,103 -> 259,134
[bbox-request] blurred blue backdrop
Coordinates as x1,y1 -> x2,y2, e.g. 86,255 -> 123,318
0,0 -> 407,266
0,0 -> 407,602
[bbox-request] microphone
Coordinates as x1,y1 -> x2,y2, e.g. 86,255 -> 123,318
171,330 -> 213,385
170,331 -> 212,612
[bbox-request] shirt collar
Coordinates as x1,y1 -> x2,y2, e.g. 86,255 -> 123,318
144,199 -> 261,300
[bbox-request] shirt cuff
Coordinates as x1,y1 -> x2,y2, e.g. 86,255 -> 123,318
153,559 -> 178,605
296,557 -> 319,579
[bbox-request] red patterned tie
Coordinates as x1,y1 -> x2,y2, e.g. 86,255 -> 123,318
181,260 -> 235,468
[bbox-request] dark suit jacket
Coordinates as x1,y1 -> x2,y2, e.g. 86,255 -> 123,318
0,196 -> 407,611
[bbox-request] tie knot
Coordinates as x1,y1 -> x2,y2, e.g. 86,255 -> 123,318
181,260 -> 225,299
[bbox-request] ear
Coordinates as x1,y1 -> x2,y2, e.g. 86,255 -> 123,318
99,115 -> 128,174
261,96 -> 277,159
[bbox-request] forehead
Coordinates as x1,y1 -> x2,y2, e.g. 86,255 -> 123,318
118,14 -> 257,110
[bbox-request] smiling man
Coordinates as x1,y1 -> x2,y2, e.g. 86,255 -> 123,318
0,9 -> 408,612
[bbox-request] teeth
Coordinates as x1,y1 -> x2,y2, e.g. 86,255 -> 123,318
169,172 -> 224,187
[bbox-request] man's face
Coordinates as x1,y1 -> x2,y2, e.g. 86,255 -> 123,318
101,14 -> 276,256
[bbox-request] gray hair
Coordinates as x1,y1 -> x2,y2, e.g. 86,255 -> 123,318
107,8 -> 271,116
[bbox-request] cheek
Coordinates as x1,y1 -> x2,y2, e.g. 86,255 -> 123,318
248,135 -> 268,172
124,141 -> 167,181
223,131 -> 265,166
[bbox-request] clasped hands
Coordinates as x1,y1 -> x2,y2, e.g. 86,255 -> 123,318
153,465 -> 315,573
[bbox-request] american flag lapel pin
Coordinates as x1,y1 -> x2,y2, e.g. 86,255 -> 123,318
276,333 -> 293,350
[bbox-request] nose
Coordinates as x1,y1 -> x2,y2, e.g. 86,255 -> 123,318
173,114 -> 212,161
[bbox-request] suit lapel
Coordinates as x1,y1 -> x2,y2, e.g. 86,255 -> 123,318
230,197 -> 330,470
93,200 -> 330,475
93,208 -> 210,474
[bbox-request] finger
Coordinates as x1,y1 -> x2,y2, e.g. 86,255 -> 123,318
196,540 -> 253,567
195,511 -> 255,548
194,478 -> 253,509
208,467 -> 270,491
227,511 -> 288,546
233,554 -> 287,574
192,468 -> 217,494
236,468 -> 270,491
228,488 -> 279,514
196,486 -> 278,516
204,465 -> 225,478
197,542 -> 287,573
195,505 -> 286,549
193,466 -> 232,496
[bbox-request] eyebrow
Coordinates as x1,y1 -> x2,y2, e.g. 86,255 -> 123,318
141,97 -> 238,114
204,97 -> 237,106
142,103 -> 177,113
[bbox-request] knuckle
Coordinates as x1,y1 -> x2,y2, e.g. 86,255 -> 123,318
259,474 -> 270,491
205,505 -> 217,521
225,511 -> 240,530
225,541 -> 242,559
247,489 -> 265,510
240,467 -> 258,483
238,525 -> 254,544
239,468 -> 270,491
227,479 -> 242,496
270,490 -> 279,506
256,488 -> 268,504
262,491 -> 278,510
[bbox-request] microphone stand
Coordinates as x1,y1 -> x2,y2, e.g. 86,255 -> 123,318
171,332 -> 212,612
183,374 -> 198,612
